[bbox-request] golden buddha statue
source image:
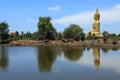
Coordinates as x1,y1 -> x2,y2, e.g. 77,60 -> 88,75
94,8 -> 100,21
86,8 -> 100,37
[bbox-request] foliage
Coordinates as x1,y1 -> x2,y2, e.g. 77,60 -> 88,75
102,31 -> 120,40
0,22 -> 9,40
9,31 -> 20,40
22,32 -> 32,40
55,32 -> 62,40
80,32 -> 85,41
37,17 -> 57,40
102,31 -> 109,43
25,32 -> 32,39
20,31 -> 24,39
109,33 -> 117,39
86,32 -> 92,40
31,32 -> 38,40
1,17 -> 120,42
118,34 -> 120,40
102,31 -> 109,37
63,24 -> 84,41
118,34 -> 120,37
15,31 -> 19,40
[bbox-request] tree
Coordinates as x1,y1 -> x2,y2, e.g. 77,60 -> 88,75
80,32 -> 85,41
20,31 -> 24,39
109,33 -> 117,39
56,32 -> 62,40
16,31 -> 19,37
32,32 -> 38,40
37,17 -> 57,40
0,22 -> 9,40
86,32 -> 92,40
102,31 -> 109,43
63,24 -> 84,41
15,31 -> 19,40
102,31 -> 109,37
26,32 -> 32,39
118,34 -> 120,40
118,34 -> 120,37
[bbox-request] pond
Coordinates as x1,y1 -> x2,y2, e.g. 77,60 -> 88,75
0,46 -> 120,80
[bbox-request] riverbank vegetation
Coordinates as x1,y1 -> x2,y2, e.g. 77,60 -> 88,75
0,16 -> 120,47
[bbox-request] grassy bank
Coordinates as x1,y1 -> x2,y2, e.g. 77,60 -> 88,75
0,40 -> 120,48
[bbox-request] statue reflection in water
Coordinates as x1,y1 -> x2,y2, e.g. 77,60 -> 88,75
0,47 -> 9,70
93,47 -> 100,71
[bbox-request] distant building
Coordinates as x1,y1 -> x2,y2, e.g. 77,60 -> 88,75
10,32 -> 16,36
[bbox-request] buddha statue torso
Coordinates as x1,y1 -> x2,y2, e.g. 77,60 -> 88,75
92,8 -> 100,33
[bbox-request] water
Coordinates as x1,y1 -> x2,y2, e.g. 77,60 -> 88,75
0,46 -> 120,80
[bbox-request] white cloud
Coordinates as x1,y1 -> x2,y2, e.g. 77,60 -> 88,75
115,4 -> 120,8
101,5 -> 120,23
48,5 -> 62,11
52,11 -> 93,26
53,4 -> 120,26
27,19 -> 37,23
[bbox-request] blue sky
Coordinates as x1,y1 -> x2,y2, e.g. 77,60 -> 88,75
0,0 -> 120,34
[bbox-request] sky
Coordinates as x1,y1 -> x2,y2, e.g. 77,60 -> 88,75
0,0 -> 120,34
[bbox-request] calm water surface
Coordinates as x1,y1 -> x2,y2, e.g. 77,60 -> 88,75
0,46 -> 120,80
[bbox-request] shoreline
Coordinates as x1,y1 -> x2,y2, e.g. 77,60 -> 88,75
0,40 -> 120,48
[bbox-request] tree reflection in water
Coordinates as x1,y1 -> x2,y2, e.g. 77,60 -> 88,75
37,46 -> 119,72
37,46 -> 61,72
63,46 -> 84,61
0,47 -> 9,70
101,47 -> 119,53
111,47 -> 119,51
37,46 -> 84,72
101,47 -> 110,54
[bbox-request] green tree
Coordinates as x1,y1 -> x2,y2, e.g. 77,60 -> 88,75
0,22 -> 9,40
56,32 -> 62,40
20,31 -> 25,40
37,17 -> 57,40
26,32 -> 32,39
63,24 -> 84,41
102,31 -> 109,37
118,34 -> 120,37
80,32 -> 85,41
16,31 -> 19,37
102,31 -> 109,43
31,32 -> 38,40
118,34 -> 120,40
109,33 -> 117,39
86,32 -> 92,40
15,31 -> 19,40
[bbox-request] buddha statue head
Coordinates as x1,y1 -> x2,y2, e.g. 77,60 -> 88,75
94,8 -> 100,21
